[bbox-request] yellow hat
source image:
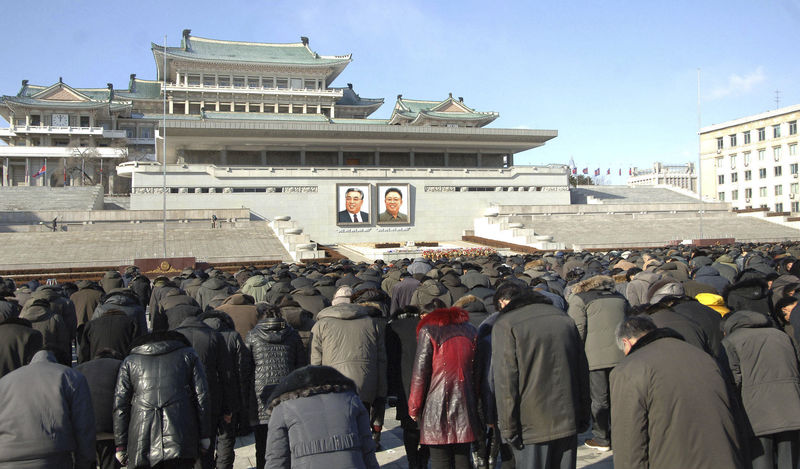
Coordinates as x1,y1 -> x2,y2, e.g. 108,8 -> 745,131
695,293 -> 730,316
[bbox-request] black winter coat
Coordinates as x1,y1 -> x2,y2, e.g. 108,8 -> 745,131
385,312 -> 421,424
93,290 -> 147,336
76,357 -> 122,437
201,311 -> 251,423
113,332 -> 211,468
0,317 -> 42,379
280,305 -> 315,357
290,287 -> 330,317
175,316 -> 234,418
720,310 -> 800,437
129,275 -> 152,309
20,298 -> 71,366
158,298 -> 201,332
724,277 -> 771,317
244,318 -> 307,424
79,310 -> 137,363
671,297 -> 724,356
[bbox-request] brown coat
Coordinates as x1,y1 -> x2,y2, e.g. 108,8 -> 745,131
215,294 -> 259,339
71,284 -> 103,328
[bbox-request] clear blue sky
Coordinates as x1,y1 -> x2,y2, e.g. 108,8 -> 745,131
1,0 -> 798,184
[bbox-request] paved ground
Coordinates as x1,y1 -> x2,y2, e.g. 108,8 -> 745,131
230,405 -> 614,468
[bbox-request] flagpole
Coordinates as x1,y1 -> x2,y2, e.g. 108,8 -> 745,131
697,68 -> 704,240
162,34 -> 168,259
44,158 -> 48,187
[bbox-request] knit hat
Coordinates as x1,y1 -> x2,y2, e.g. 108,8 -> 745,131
695,293 -> 730,316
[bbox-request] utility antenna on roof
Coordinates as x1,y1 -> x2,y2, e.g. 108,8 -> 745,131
775,90 -> 781,110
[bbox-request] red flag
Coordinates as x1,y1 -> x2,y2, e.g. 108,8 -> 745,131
582,168 -> 588,174
619,168 -> 622,176
607,168 -> 611,175
629,168 -> 632,175
572,168 -> 577,175
594,168 -> 600,176
32,164 -> 46,178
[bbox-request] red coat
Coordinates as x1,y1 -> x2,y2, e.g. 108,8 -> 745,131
408,307 -> 480,445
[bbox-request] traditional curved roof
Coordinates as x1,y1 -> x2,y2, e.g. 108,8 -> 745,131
388,95 -> 498,127
0,81 -> 131,113
115,78 -> 162,100
332,85 -> 384,118
152,32 -> 352,85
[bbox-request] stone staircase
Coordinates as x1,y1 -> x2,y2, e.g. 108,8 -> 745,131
0,186 -> 103,211
269,216 -> 325,262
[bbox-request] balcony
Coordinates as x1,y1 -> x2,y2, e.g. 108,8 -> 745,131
126,137 -> 156,145
0,145 -> 127,159
164,83 -> 343,99
10,125 -> 107,136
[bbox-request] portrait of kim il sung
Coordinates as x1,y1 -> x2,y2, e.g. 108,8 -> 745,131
337,184 -> 371,225
377,184 -> 410,225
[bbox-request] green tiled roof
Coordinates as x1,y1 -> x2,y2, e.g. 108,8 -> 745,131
422,111 -> 496,120
155,35 -> 351,66
116,79 -> 162,100
391,95 -> 498,126
0,96 -> 129,111
398,99 -> 440,113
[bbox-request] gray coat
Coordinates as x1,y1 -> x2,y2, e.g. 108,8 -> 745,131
611,329 -> 743,469
625,271 -> 662,307
720,310 -> 800,437
310,303 -> 387,404
0,350 -> 95,468
567,275 -> 628,370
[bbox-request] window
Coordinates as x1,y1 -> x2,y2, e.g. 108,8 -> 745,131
791,121 -> 797,136
187,74 -> 200,86
729,134 -> 737,147
233,76 -> 245,88
744,170 -> 752,181
773,124 -> 781,138
793,201 -> 800,212
716,156 -> 723,167
792,163 -> 799,175
776,203 -> 784,212
790,144 -> 797,156
731,173 -> 738,183
776,185 -> 784,196
30,115 -> 41,126
745,188 -> 753,198
304,79 -> 317,90
79,116 -> 90,127
758,149 -> 766,160
718,175 -> 725,184
217,76 -> 230,87
744,151 -> 751,166
290,78 -> 302,89
121,127 -> 134,138
758,127 -> 766,141
716,137 -> 724,150
776,166 -> 783,177
248,77 -> 260,89
276,78 -> 288,89
262,77 -> 274,88
774,146 -> 782,161
760,187 -> 768,197
730,154 -> 737,169
744,130 -> 751,144
791,183 -> 799,194
203,75 -> 215,87
718,192 -> 725,201
731,190 -> 739,200
139,127 -> 153,139
760,168 -> 767,178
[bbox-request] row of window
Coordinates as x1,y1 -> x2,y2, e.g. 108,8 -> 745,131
716,121 -> 798,150
719,183 -> 799,201
171,101 -> 332,116
715,143 -> 798,168
179,73 -> 323,91
718,164 -> 800,184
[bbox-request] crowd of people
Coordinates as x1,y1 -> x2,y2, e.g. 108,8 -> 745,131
1,242 -> 800,469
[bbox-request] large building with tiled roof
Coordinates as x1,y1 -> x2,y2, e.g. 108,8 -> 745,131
0,30 -> 568,244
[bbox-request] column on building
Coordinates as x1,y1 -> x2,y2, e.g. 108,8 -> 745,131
409,150 -> 415,167
220,148 -> 228,165
374,150 -> 380,166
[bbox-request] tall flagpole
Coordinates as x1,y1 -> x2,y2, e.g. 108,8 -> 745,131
162,34 -> 168,259
697,68 -> 704,240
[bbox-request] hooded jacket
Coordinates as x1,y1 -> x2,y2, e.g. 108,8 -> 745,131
201,310 -> 251,422
290,287 -> 330,317
567,275 -> 629,370
720,310 -> 800,437
196,277 -> 234,311
20,298 -> 71,366
313,276 -> 338,302
610,329 -> 743,469
70,281 -> 103,329
410,279 -> 453,309
93,289 -> 147,336
724,276 -> 771,316
244,317 -> 307,424
100,270 -> 124,294
0,317 -> 42,379
264,366 -> 379,469
113,332 -> 211,468
389,277 -> 421,316
408,307 -> 480,445
79,309 -> 137,363
241,275 -> 272,303
310,304 -> 387,404
385,309 -> 421,424
381,269 -> 404,298
440,272 -> 469,302
492,292 -> 591,445
692,266 -> 730,295
625,271 -> 662,307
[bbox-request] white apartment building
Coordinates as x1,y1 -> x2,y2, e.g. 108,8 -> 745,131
628,162 -> 696,192
700,104 -> 800,212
